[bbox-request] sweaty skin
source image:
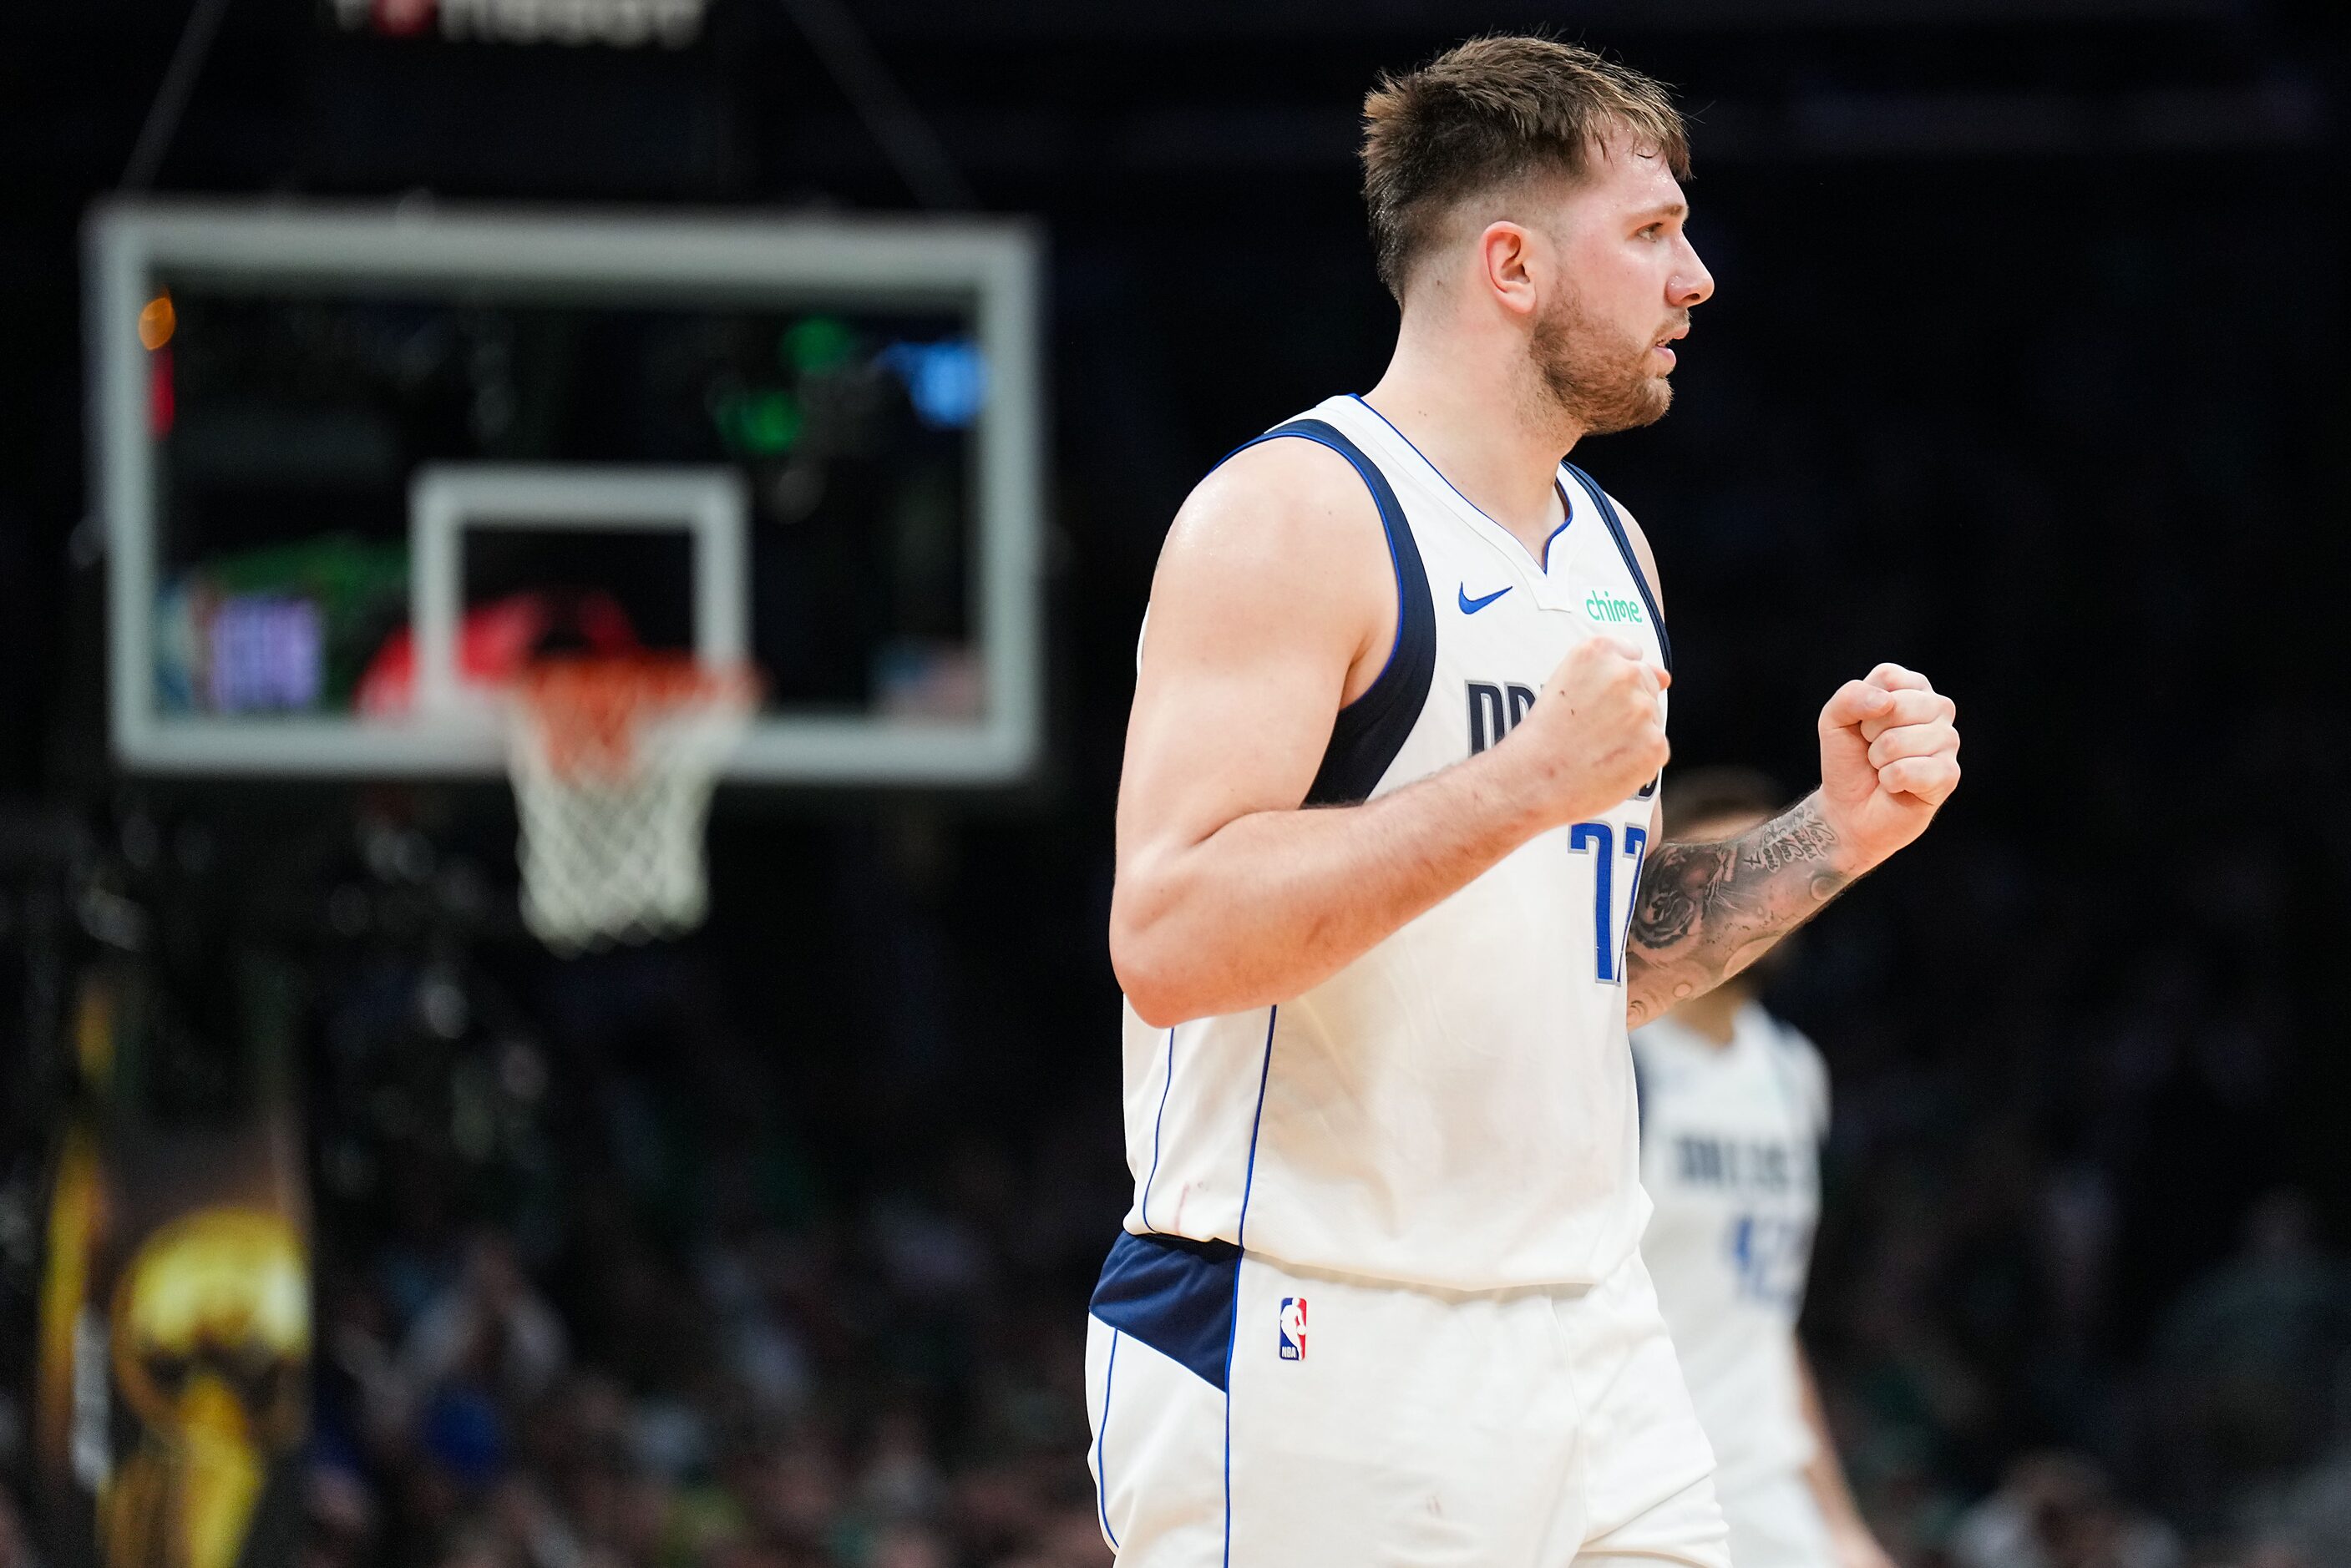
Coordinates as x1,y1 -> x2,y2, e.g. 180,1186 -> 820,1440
1110,134 -> 1960,1030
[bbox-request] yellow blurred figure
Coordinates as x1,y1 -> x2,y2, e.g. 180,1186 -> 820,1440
105,1208 -> 310,1568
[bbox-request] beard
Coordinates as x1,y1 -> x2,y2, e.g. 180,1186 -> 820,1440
1529,289 -> 1675,438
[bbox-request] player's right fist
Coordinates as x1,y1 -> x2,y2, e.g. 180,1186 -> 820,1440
1503,635 -> 1670,825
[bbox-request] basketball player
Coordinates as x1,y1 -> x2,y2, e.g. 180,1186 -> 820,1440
1087,36 -> 1961,1567
1633,769 -> 1897,1568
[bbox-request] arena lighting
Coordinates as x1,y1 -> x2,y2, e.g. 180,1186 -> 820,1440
878,340 -> 986,431
137,294 -> 174,352
325,0 -> 707,48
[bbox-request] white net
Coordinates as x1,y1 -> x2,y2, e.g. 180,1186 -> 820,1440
508,660 -> 756,953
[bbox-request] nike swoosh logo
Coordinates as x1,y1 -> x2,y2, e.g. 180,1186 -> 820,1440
1458,584 -> 1512,615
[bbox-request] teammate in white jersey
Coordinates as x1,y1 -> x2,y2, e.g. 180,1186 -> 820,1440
1089,36 -> 1963,1567
1633,769 -> 1897,1568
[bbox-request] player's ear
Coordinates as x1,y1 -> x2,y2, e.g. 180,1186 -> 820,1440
1477,221 -> 1539,319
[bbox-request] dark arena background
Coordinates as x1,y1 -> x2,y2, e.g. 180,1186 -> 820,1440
3,3 -> 2349,1566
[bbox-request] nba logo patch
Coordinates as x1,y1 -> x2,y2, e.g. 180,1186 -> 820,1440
1278,1296 -> 1307,1361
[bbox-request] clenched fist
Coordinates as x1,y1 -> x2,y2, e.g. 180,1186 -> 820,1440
1501,634 -> 1671,827
1816,662 -> 1961,875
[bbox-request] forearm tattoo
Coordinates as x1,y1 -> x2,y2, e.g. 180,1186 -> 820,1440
1623,796 -> 1852,1028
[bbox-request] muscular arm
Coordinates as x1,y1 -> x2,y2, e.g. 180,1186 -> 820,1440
1112,440 -> 1667,1028
1621,656 -> 1961,1027
1606,499 -> 1960,1028
1623,794 -> 1852,1028
1603,507 -> 1857,1029
1118,730 -> 1563,1027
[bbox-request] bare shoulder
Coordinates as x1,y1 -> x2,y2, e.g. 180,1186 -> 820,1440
1160,436 -> 1386,585
1119,434 -> 1396,852
1148,434 -> 1391,667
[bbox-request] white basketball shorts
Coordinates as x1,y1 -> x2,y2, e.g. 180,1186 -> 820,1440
1084,1234 -> 1730,1566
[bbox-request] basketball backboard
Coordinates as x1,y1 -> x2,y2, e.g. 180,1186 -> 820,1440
88,199 -> 1044,784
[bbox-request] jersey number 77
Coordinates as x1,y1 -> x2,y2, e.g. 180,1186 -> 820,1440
1567,822 -> 1649,984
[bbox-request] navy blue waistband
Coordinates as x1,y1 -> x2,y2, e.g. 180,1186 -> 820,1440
1090,1230 -> 1241,1391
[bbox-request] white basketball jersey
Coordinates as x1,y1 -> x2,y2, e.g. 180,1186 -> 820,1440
1631,1004 -> 1829,1497
1117,394 -> 1670,1292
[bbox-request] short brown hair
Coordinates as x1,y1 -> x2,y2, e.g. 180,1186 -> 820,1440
1360,36 -> 1690,301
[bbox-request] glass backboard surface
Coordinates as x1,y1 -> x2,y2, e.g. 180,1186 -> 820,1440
89,202 -> 1042,782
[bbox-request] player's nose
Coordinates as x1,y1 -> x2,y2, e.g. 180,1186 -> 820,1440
1671,238 -> 1715,308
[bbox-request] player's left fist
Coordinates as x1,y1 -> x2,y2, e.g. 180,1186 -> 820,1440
1815,662 -> 1960,876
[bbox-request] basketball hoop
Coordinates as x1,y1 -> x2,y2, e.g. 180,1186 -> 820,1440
508,655 -> 757,953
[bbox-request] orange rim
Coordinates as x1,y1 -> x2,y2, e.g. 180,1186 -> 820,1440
516,655 -> 758,779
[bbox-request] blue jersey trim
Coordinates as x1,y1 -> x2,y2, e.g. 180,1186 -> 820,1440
1223,1359 -> 1234,1568
1222,416 -> 1438,808
1347,394 -> 1573,567
1095,1329 -> 1122,1550
1234,1004 -> 1278,1252
1222,1267 -> 1239,1568
1224,1004 -> 1279,1568
1209,417 -> 1436,806
1564,463 -> 1671,673
1089,1232 -> 1240,1390
1203,422 -> 1402,716
1539,479 -> 1575,572
1138,1027 -> 1177,1231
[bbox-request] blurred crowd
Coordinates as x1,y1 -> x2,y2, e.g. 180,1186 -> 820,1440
277,801 -> 2351,1568
226,869 -> 1148,1568
3,802 -> 2349,1568
290,939 -> 1123,1568
287,1077 -> 2351,1568
306,1219 -> 1112,1568
253,897 -> 2351,1568
1769,842 -> 2351,1568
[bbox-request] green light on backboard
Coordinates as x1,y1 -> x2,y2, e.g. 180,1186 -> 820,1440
781,316 -> 858,376
716,389 -> 803,455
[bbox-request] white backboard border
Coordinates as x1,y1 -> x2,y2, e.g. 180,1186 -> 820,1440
409,464 -> 750,757
87,198 -> 1045,786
